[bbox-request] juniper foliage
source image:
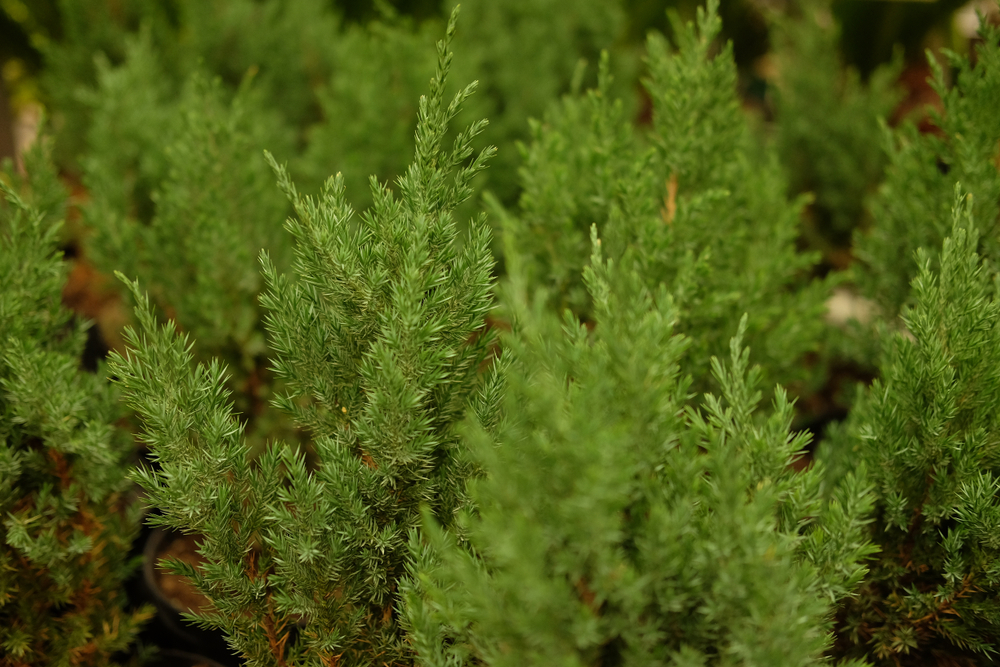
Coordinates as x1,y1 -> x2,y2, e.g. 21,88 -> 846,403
38,0 -> 630,221
769,0 -> 902,252
827,189 -> 1000,665
450,0 -> 629,206
500,0 -> 831,395
42,0 -> 337,168
302,0 -> 630,213
44,0 -> 636,391
81,43 -> 295,441
0,148 -> 149,666
405,225 -> 875,667
300,12 -> 439,213
109,12 -> 500,665
18,3 -> 1000,666
855,22 -> 1000,322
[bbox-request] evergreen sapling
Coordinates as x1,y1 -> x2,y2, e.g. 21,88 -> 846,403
406,223 -> 875,666
41,0 -> 338,169
81,43 -> 296,445
499,0 -> 832,396
769,0 -> 902,253
855,22 -> 1000,323
828,188 -> 1000,665
300,13 -> 439,213
450,0 -> 629,207
109,11 -> 500,665
0,149 -> 150,666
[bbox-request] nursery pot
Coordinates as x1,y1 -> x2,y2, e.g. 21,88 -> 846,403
141,528 -> 235,664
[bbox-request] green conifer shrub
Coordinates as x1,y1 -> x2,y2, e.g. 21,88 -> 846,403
769,0 -> 902,257
299,13 -> 439,213
15,2 -> 1000,665
80,43 -> 296,444
0,148 -> 150,665
492,53 -> 633,319
450,0 -> 630,206
500,0 -> 832,396
855,22 -> 1000,323
826,189 -> 1000,665
36,0 -> 631,220
404,222 -> 875,666
107,13 -> 500,664
303,0 -> 631,213
41,0 -> 338,169
41,0 -> 635,394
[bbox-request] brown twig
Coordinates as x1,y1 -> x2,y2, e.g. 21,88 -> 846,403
661,173 -> 678,226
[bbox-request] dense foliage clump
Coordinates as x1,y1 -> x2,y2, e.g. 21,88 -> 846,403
826,190 -> 1000,665
0,149 -> 150,666
5,2 -> 1000,666
108,13 -> 501,664
856,22 -> 1000,321
500,0 -> 831,396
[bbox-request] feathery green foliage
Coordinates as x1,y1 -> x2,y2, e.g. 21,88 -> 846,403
638,2 -> 831,396
489,52 -> 632,318
501,0 -> 831,395
43,0 -> 636,404
0,148 -> 150,666
80,41 -> 296,442
451,0 -> 629,206
108,12 -> 500,665
828,189 -> 1000,665
39,0 -> 631,219
770,0 -> 902,252
405,224 -> 875,666
42,0 -> 337,168
302,0 -> 630,213
299,13 -> 439,213
856,22 -> 1000,321
12,3 -> 1000,666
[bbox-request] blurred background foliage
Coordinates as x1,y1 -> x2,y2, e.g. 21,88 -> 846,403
0,0 -> 985,221
0,0 -> 995,442
0,0 -> 976,74
0,0 -> 985,192
0,0 -> 981,145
